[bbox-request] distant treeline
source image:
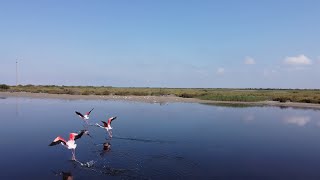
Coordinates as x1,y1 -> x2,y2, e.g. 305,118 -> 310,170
1,84 -> 320,104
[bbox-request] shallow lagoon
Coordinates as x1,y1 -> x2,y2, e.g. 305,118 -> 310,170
1,97 -> 320,179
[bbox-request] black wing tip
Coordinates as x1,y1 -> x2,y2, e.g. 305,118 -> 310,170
49,142 -> 57,146
75,130 -> 88,140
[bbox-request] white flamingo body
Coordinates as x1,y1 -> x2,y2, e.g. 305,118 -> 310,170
66,140 -> 77,149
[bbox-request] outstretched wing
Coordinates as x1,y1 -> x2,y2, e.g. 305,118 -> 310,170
86,108 -> 94,115
75,111 -> 84,118
110,116 -> 117,122
74,130 -> 88,140
49,136 -> 66,146
101,121 -> 108,127
108,117 -> 117,125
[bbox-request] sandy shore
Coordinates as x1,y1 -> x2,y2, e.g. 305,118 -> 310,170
1,91 -> 320,110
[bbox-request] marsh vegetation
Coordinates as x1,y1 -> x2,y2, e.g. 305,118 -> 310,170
2,84 -> 320,104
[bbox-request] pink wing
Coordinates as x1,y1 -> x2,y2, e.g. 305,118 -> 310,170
49,136 -> 66,146
69,133 -> 77,141
108,117 -> 117,125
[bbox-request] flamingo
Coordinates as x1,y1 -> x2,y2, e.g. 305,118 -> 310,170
49,130 -> 89,160
75,108 -> 94,123
95,116 -> 117,137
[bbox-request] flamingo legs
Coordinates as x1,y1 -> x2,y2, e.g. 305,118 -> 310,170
107,129 -> 113,138
71,149 -> 76,160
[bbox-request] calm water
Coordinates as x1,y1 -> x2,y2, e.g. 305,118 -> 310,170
1,97 -> 320,179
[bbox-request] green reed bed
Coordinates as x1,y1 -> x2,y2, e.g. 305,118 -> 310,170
1,84 -> 320,104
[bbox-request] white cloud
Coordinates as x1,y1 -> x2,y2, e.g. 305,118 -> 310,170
284,116 -> 310,127
244,56 -> 256,65
283,54 -> 312,65
216,67 -> 225,75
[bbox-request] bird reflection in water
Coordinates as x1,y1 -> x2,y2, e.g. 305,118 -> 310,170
62,172 -> 73,180
52,171 -> 73,180
100,142 -> 111,157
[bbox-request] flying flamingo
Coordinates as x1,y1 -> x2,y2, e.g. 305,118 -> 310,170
95,116 -> 117,137
75,108 -> 94,123
49,130 -> 90,160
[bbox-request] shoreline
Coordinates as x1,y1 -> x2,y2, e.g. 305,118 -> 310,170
1,91 -> 320,110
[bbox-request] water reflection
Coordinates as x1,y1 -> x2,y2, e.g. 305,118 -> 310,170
112,136 -> 175,144
94,140 -> 112,157
52,171 -> 73,180
284,115 -> 311,126
62,172 -> 73,180
202,102 -> 320,111
243,114 -> 255,122
201,103 -> 257,108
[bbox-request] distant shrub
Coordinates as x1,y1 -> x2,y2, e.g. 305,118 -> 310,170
299,99 -> 311,103
94,91 -> 103,95
65,89 -> 79,95
46,88 -> 79,95
81,90 -> 93,95
151,89 -> 170,96
178,93 -> 196,98
298,98 -> 319,104
102,90 -> 110,95
45,89 -> 63,94
151,91 -> 167,96
114,91 -> 131,96
0,84 -> 9,90
273,97 -> 292,103
131,91 -> 149,96
29,89 -> 42,93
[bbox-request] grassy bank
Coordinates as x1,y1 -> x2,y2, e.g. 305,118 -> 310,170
1,84 -> 320,104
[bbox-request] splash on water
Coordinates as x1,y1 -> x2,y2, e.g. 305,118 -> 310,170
74,159 -> 96,168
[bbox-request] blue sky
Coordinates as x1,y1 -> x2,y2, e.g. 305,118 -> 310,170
1,0 -> 319,88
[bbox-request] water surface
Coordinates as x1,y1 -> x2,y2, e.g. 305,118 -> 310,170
1,97 -> 320,179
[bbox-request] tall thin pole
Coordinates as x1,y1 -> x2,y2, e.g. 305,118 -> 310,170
16,60 -> 18,86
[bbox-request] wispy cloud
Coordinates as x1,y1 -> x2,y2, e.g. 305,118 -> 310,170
216,67 -> 225,75
283,54 -> 312,65
244,56 -> 256,65
284,115 -> 310,127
